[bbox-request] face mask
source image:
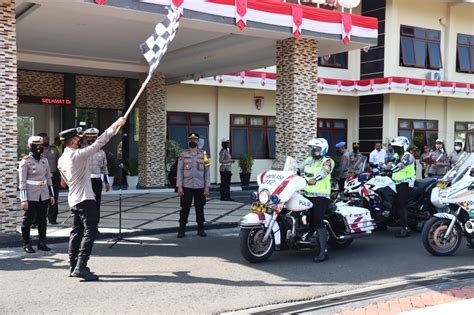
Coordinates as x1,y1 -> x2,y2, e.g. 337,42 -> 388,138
189,141 -> 198,149
87,139 -> 95,145
222,142 -> 229,149
455,146 -> 462,151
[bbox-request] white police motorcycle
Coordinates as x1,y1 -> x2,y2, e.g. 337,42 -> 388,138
422,153 -> 474,256
239,157 -> 375,263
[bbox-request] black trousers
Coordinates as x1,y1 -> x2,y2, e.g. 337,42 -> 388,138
179,188 -> 206,225
220,171 -> 232,200
48,171 -> 60,223
22,199 -> 49,244
307,197 -> 331,229
69,200 -> 98,261
395,183 -> 412,227
338,178 -> 347,194
91,178 -> 103,223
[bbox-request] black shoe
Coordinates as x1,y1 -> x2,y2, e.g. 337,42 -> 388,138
395,227 -> 410,238
37,242 -> 51,251
71,257 -> 99,281
313,251 -> 328,263
23,243 -> 35,254
177,224 -> 186,238
197,225 -> 207,237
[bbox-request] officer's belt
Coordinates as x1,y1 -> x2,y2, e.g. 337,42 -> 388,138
26,180 -> 47,186
90,174 -> 102,179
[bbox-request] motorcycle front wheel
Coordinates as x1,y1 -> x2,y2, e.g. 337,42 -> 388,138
239,227 -> 275,263
422,217 -> 462,256
328,237 -> 353,249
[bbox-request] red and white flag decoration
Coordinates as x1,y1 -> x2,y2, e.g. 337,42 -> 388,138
261,72 -> 267,87
292,6 -> 303,38
172,0 -> 184,17
235,0 -> 247,31
240,71 -> 245,85
341,13 -> 352,44
95,0 -> 106,4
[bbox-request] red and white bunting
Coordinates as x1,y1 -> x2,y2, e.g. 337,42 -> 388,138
292,6 -> 303,38
261,72 -> 267,87
235,0 -> 247,30
240,71 -> 246,85
95,0 -> 107,4
341,13 -> 352,44
172,0 -> 184,17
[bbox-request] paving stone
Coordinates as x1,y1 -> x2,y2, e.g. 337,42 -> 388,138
103,212 -> 164,220
138,220 -> 180,229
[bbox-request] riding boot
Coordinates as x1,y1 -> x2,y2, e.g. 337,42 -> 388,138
69,256 -> 78,276
71,256 -> 99,281
177,223 -> 186,238
197,223 -> 207,237
395,226 -> 410,238
313,228 -> 329,263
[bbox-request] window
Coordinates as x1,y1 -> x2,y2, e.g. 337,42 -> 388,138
400,25 -> 442,69
455,122 -> 474,152
398,119 -> 438,152
167,112 -> 210,153
318,52 -> 348,69
456,34 -> 474,73
230,115 -> 275,159
317,119 -> 347,157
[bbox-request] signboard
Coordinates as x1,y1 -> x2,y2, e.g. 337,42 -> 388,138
17,95 -> 73,106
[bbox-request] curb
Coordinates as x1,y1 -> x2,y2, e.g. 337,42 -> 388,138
0,222 -> 239,249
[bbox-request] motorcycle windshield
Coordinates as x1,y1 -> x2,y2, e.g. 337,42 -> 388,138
349,156 -> 368,175
443,152 -> 474,184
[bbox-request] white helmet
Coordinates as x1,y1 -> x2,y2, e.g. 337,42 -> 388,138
391,136 -> 410,151
307,138 -> 329,156
454,139 -> 464,150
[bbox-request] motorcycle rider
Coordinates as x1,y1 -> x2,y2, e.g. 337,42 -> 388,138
387,136 -> 416,238
335,142 -> 350,194
448,139 -> 464,168
303,138 -> 334,262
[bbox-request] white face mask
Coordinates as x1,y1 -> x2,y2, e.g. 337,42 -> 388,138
455,146 -> 462,151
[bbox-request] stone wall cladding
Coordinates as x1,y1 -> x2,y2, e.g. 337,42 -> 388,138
276,38 -> 318,164
138,73 -> 167,187
76,75 -> 125,109
0,0 -> 18,234
17,70 -> 64,97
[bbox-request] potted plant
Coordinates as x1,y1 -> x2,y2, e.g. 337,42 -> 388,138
125,159 -> 139,188
238,154 -> 254,187
165,139 -> 183,188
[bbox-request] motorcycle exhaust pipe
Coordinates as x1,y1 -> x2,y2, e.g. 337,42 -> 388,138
465,220 -> 474,234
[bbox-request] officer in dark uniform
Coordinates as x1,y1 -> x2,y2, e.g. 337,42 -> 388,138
176,132 -> 211,238
19,136 -> 55,253
38,132 -> 61,224
58,117 -> 126,281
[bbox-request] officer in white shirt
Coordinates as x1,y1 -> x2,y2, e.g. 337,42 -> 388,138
369,142 -> 386,168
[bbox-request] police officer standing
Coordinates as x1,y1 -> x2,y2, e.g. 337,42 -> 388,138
387,136 -> 416,238
335,142 -> 350,193
448,139 -> 464,168
219,138 -> 235,201
177,132 -> 210,238
19,136 -> 55,253
427,139 -> 449,178
58,117 -> 126,281
84,128 -> 110,224
38,132 -> 60,225
303,138 -> 334,263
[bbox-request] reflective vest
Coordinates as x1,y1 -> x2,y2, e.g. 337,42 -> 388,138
392,151 -> 416,185
303,156 -> 333,199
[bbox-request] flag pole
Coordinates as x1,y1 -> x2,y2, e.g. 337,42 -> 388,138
115,72 -> 152,134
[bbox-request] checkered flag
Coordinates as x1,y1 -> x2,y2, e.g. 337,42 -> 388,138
140,7 -> 180,74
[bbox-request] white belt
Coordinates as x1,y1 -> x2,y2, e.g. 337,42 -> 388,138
26,180 -> 47,186
90,174 -> 102,179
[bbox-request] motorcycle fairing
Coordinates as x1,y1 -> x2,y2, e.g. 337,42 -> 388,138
257,170 -> 307,203
286,193 -> 313,211
335,202 -> 375,233
240,212 -> 281,247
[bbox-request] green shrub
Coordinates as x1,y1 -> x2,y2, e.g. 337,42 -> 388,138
238,154 -> 254,174
165,140 -> 182,171
126,159 -> 139,176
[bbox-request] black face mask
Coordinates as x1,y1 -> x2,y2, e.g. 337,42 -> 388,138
222,142 -> 229,149
31,145 -> 43,160
87,139 -> 95,145
394,146 -> 403,155
189,141 -> 198,149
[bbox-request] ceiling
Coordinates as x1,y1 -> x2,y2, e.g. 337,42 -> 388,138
16,0 -> 376,82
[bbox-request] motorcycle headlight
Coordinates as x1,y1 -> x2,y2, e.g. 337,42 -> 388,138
259,190 -> 270,204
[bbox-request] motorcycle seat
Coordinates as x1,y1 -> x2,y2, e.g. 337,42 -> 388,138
410,178 -> 437,199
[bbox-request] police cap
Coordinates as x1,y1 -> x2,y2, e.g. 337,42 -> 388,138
188,132 -> 199,140
28,136 -> 43,146
84,128 -> 99,137
59,127 -> 83,141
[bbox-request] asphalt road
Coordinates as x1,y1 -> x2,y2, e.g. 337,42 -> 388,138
1,228 -> 473,314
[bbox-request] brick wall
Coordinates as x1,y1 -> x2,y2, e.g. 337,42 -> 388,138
17,70 -> 64,97
76,75 -> 125,109
0,0 -> 18,234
